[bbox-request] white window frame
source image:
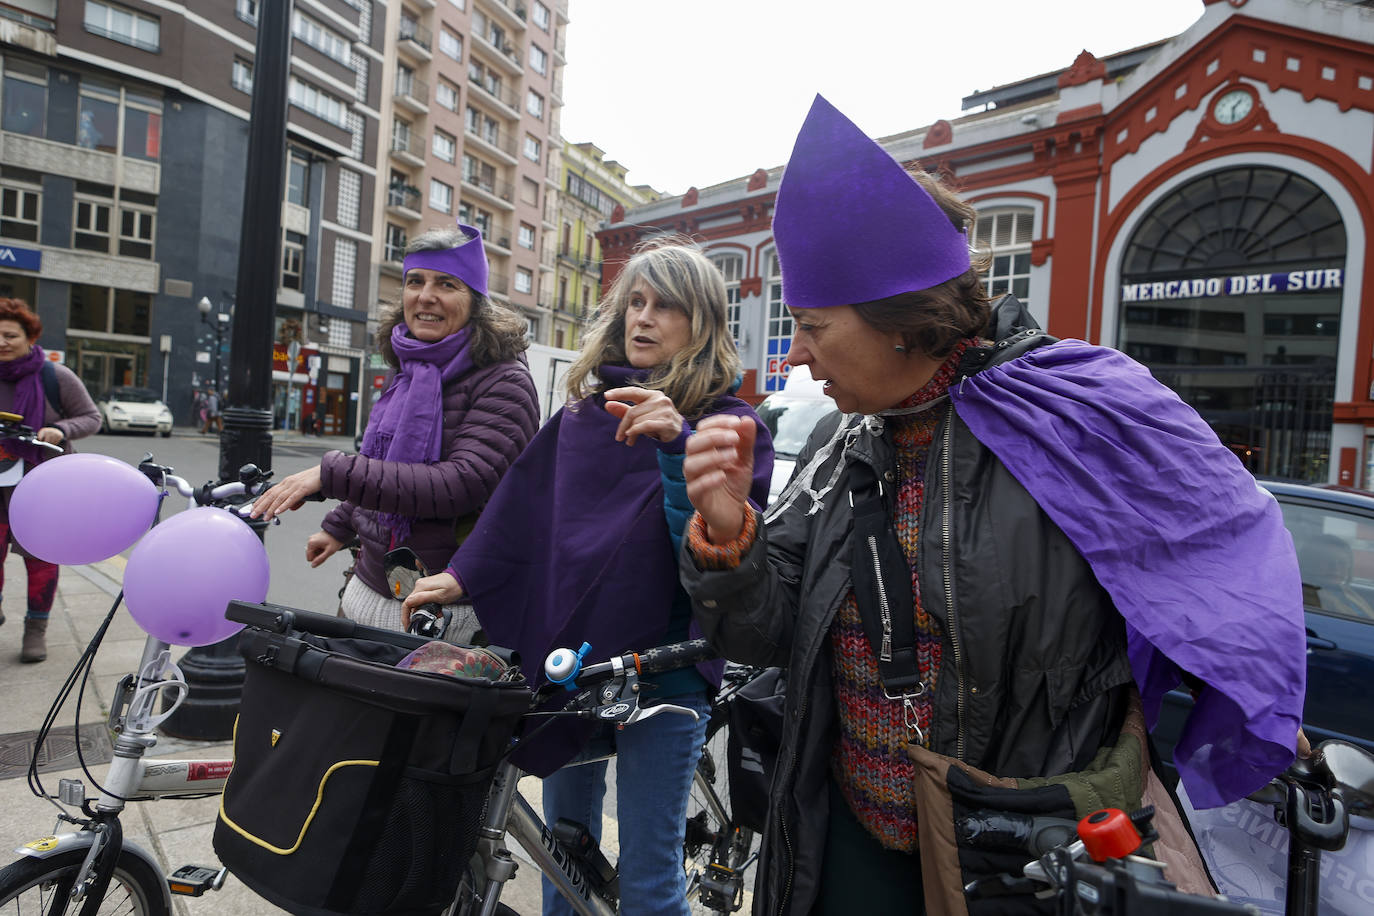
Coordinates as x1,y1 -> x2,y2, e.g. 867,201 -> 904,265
439,29 -> 462,62
517,223 -> 535,250
292,11 -> 351,66
235,0 -> 258,25
523,135 -> 541,163
526,89 -> 544,119
973,208 -> 1034,309
514,267 -> 533,294
384,223 -> 407,262
712,253 -> 744,345
281,231 -> 305,291
118,205 -> 155,259
0,183 -> 40,241
73,196 -> 113,253
764,252 -> 792,392
232,58 -> 253,94
432,129 -> 456,163
532,1 -> 550,31
429,179 -> 453,214
288,78 -> 348,128
84,0 -> 160,52
529,43 -> 547,75
435,79 -> 459,111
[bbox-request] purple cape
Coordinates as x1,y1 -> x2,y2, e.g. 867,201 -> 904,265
453,380 -> 771,774
950,339 -> 1305,808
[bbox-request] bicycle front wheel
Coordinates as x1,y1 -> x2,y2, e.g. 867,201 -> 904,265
684,711 -> 756,916
0,847 -> 168,916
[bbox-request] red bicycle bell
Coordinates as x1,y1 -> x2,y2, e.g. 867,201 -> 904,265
1078,808 -> 1142,862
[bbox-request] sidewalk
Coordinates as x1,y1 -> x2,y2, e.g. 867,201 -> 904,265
0,552 -> 554,915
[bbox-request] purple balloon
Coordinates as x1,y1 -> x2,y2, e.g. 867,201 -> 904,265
123,507 -> 269,646
10,453 -> 160,565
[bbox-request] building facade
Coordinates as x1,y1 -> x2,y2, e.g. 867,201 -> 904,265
369,0 -> 568,392
0,0 -> 389,434
550,140 -> 656,350
601,0 -> 1374,486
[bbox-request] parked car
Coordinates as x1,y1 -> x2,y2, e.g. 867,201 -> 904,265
1153,478 -> 1374,780
97,386 -> 173,437
754,365 -> 835,504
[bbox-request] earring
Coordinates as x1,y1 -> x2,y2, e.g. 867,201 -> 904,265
894,345 -> 907,353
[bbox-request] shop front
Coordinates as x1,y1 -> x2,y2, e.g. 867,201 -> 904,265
270,343 -> 316,432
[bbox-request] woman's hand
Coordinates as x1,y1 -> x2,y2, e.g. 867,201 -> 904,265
684,414 -> 756,543
305,530 -> 345,568
400,572 -> 465,629
603,386 -> 685,446
250,464 -> 323,521
35,427 -> 64,446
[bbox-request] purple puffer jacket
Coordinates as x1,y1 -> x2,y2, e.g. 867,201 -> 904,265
319,356 -> 539,597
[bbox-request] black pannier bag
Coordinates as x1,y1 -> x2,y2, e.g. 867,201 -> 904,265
726,666 -> 786,834
213,626 -> 531,916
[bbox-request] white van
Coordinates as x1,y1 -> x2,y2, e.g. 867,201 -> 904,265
755,365 -> 836,504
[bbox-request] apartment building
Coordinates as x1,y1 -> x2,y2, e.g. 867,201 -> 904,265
601,0 -> 1374,486
0,0 -> 385,433
369,0 -> 567,372
549,140 -> 656,350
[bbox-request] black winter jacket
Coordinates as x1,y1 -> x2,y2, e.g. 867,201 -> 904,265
682,312 -> 1135,916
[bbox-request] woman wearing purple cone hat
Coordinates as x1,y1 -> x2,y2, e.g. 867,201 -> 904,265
680,96 -> 1308,914
252,224 -> 539,637
402,237 -> 773,916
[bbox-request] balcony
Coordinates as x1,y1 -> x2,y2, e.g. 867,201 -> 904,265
549,71 -> 564,105
389,132 -> 426,168
397,20 -> 433,61
552,28 -> 566,63
461,173 -> 516,211
554,0 -> 568,23
464,123 -> 518,165
386,184 -> 423,222
488,271 -> 510,296
474,33 -> 523,76
483,223 -> 513,252
393,74 -> 429,114
467,75 -> 521,118
483,0 -> 527,30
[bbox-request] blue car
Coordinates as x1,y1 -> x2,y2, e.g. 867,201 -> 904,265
1153,478 -> 1374,779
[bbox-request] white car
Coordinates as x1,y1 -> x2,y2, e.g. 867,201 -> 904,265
98,386 -> 173,437
755,366 -> 836,504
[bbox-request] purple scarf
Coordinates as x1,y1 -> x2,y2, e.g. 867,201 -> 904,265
0,346 -> 48,465
950,339 -> 1306,808
453,364 -> 772,775
361,325 -> 474,543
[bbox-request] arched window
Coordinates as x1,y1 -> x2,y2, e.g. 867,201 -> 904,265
710,252 -> 744,345
1119,166 -> 1347,481
764,251 -> 792,392
973,208 -> 1033,310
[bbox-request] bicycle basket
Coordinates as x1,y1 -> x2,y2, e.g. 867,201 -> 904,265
213,627 -> 531,916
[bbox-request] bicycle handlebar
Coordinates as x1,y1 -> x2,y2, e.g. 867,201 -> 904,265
543,638 -> 717,690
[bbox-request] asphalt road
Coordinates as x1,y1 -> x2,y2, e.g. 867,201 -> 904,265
76,427 -> 356,615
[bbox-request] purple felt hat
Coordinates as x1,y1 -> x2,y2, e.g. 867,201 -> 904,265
401,222 -> 489,296
774,95 -> 971,309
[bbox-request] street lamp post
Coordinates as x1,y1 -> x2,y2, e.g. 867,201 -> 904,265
196,296 -> 230,400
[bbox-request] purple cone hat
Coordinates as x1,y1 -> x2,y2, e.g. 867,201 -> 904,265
774,95 -> 971,309
401,221 -> 489,296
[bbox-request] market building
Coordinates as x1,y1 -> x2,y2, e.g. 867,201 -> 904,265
600,0 -> 1374,486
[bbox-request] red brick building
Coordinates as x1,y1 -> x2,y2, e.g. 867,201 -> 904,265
600,0 -> 1374,485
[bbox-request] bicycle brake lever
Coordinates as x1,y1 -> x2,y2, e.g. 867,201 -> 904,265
624,702 -> 700,725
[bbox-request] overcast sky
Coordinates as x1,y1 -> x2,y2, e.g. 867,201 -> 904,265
558,0 -> 1206,196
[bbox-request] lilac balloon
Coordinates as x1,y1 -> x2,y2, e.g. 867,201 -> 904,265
123,507 -> 269,646
10,453 -> 160,565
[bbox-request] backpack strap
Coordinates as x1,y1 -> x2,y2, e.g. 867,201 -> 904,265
40,360 -> 65,420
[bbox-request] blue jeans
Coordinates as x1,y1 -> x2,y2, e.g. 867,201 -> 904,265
540,691 -> 711,916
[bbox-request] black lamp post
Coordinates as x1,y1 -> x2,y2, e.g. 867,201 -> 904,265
196,295 -> 230,400
160,0 -> 291,741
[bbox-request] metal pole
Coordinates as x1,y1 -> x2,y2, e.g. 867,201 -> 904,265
160,0 -> 292,741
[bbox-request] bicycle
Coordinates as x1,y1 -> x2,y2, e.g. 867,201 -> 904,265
967,739 -> 1374,915
218,600 -> 763,916
0,452 -> 277,915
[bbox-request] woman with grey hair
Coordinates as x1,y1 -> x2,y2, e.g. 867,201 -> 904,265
402,237 -> 774,916
253,223 -> 539,637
